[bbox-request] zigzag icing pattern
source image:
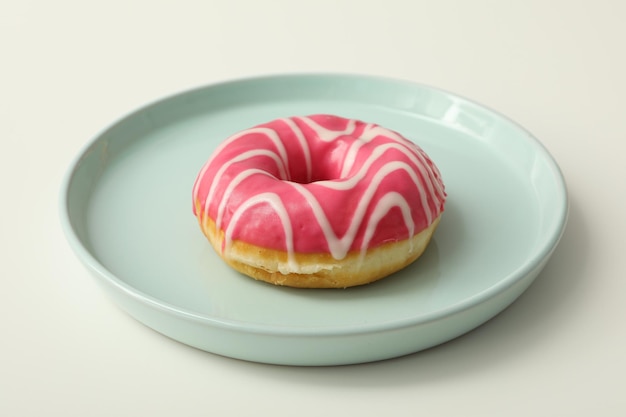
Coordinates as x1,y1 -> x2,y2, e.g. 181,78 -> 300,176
192,115 -> 446,267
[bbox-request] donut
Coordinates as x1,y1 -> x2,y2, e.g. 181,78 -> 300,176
192,115 -> 446,288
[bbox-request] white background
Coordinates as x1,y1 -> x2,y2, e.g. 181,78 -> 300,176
2,1 -> 625,415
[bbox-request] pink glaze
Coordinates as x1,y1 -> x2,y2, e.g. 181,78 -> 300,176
192,115 -> 446,263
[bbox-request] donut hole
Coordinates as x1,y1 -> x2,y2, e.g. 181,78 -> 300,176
288,139 -> 352,184
311,162 -> 341,183
287,159 -> 345,184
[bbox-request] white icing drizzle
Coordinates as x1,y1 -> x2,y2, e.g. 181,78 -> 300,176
340,124 -> 403,176
203,148 -> 288,220
194,127 -> 289,208
359,192 -> 415,261
339,125 -> 445,205
223,192 -> 297,271
215,168 -> 274,230
280,117 -> 313,183
196,116 -> 445,268
286,160 -> 429,260
296,116 -> 357,142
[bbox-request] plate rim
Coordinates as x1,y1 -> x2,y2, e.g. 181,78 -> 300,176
59,72 -> 569,337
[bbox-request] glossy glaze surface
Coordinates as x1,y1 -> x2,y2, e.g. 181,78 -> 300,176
192,115 -> 446,265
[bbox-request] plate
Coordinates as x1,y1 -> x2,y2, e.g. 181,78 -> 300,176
60,74 -> 568,366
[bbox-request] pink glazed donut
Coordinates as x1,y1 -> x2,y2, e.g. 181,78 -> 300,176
192,115 -> 446,288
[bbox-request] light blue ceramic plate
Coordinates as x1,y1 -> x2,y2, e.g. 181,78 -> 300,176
60,74 -> 568,366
